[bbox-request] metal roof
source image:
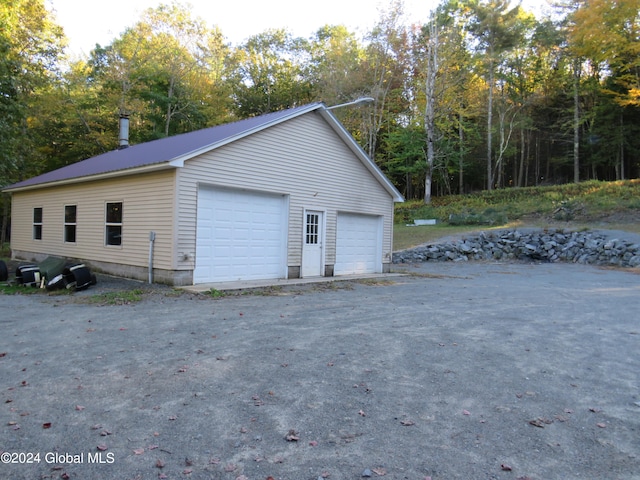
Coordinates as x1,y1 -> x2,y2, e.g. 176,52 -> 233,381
4,102 -> 403,202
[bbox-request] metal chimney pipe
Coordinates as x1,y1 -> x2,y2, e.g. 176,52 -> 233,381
118,114 -> 130,149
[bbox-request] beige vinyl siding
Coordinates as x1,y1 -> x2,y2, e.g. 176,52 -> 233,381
176,111 -> 394,268
11,171 -> 177,269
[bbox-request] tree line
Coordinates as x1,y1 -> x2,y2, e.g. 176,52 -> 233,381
1,0 -> 639,209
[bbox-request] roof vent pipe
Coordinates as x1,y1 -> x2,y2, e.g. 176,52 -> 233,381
118,114 -> 130,150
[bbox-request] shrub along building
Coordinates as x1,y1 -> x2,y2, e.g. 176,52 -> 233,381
3,103 -> 403,285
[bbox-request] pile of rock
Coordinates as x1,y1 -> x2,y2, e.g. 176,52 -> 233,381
393,229 -> 640,267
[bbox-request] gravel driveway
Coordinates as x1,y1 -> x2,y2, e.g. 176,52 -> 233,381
1,261 -> 639,480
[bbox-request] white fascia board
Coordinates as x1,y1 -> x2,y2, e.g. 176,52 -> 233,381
3,163 -> 177,193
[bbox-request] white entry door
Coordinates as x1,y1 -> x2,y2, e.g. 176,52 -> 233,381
301,210 -> 324,277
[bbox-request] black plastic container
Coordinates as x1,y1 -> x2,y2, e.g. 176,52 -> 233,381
63,264 -> 95,290
16,264 -> 42,287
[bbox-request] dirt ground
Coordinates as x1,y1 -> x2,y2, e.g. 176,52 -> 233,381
1,257 -> 639,480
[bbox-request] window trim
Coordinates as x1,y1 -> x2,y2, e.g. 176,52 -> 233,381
64,204 -> 77,243
105,201 -> 123,247
33,207 -> 43,240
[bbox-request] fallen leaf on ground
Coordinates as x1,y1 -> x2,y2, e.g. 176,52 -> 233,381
285,429 -> 299,441
133,448 -> 144,455
75,405 -> 85,411
358,410 -> 366,417
97,444 -> 108,451
42,422 -> 52,429
156,459 -> 165,468
501,464 -> 513,471
597,422 -> 607,428
400,419 -> 415,426
462,410 -> 471,416
372,467 -> 387,475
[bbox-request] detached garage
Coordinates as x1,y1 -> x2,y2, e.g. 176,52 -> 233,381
4,102 -> 403,286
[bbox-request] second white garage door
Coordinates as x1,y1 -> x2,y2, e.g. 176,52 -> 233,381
335,213 -> 382,275
194,187 -> 287,283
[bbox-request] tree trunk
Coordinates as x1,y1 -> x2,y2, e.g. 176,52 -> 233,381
424,21 -> 438,204
0,194 -> 9,248
620,114 -> 625,180
573,59 -> 580,183
487,55 -> 494,191
459,110 -> 464,194
517,128 -> 525,187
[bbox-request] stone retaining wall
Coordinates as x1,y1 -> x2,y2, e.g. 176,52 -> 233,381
393,229 -> 640,267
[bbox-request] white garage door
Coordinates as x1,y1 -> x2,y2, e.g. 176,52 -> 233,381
335,213 -> 382,275
194,187 -> 287,283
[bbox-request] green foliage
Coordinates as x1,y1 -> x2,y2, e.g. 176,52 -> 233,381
0,0 -> 65,186
231,29 -> 314,117
0,0 -> 639,208
396,179 -> 640,224
206,288 -> 227,298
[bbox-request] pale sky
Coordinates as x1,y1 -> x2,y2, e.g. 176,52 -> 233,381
47,0 -> 435,56
46,0 -> 547,58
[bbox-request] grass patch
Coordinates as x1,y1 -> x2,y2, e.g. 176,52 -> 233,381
0,283 -> 42,295
354,278 -> 396,286
394,223 -> 503,251
206,288 -> 227,298
395,179 -> 640,249
204,286 -> 286,297
83,288 -> 147,305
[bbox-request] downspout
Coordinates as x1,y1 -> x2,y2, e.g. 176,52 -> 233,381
148,231 -> 155,284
